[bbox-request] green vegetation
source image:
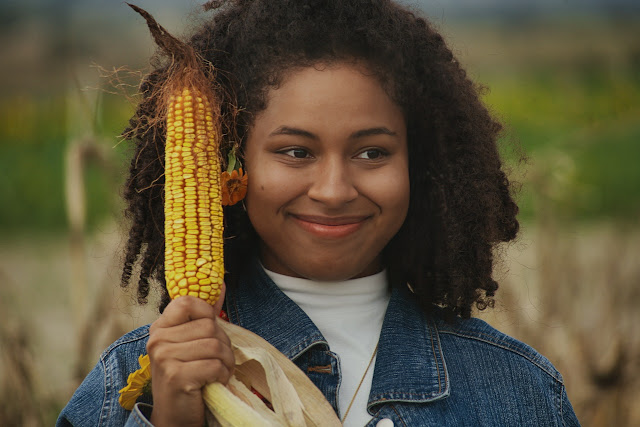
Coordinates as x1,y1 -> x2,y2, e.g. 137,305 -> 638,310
483,64 -> 640,223
0,93 -> 132,232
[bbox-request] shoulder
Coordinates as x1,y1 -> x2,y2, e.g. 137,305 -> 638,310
100,324 -> 151,363
379,312 -> 581,426
57,325 -> 152,427
434,315 -> 563,383
422,315 -> 582,425
97,324 -> 151,389
98,324 -> 152,407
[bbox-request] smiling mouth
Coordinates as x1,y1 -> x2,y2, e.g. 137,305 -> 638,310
290,214 -> 370,238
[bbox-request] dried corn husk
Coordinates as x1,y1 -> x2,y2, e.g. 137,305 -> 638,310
204,321 -> 342,427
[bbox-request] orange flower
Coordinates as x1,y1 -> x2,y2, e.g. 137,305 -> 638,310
118,354 -> 152,410
221,168 -> 248,206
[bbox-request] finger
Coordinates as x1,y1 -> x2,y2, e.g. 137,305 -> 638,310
151,317 -> 218,343
149,315 -> 232,347
153,357 -> 235,389
213,317 -> 232,347
152,295 -> 217,330
150,337 -> 235,369
212,282 -> 226,315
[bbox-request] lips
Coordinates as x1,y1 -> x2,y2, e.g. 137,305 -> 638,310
290,214 -> 370,238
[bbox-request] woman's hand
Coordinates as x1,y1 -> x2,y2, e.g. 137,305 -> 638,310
147,287 -> 234,427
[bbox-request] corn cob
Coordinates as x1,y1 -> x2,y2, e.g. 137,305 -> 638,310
164,87 -> 224,305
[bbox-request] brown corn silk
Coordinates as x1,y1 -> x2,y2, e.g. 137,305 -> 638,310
128,3 -> 224,305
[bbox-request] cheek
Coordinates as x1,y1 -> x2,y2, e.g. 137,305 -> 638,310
244,167 -> 308,225
388,177 -> 411,226
245,163 -> 278,200
244,173 -> 272,220
244,183 -> 272,242
361,167 -> 410,217
389,158 -> 411,213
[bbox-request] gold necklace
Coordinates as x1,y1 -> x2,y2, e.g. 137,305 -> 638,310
340,342 -> 379,424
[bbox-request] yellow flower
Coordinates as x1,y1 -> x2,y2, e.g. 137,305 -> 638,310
221,167 -> 248,206
118,354 -> 152,410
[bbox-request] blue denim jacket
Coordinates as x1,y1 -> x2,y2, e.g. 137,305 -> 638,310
58,262 -> 581,426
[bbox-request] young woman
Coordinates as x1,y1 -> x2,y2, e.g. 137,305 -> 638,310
58,0 -> 580,426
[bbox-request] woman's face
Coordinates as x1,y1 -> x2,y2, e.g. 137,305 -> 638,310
244,63 -> 410,281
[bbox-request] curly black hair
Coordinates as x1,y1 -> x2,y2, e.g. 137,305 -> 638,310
121,0 -> 519,319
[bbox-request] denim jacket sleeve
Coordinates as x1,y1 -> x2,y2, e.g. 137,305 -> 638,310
57,326 -> 151,427
124,404 -> 154,427
561,385 -> 581,427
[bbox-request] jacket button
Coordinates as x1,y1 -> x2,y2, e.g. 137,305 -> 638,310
376,419 -> 394,427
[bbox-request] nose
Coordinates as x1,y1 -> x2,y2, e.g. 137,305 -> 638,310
307,157 -> 358,207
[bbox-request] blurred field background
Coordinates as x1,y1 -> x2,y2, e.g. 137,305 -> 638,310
1,0 -> 639,425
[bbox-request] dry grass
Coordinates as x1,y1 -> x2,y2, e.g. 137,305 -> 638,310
0,225 -> 159,425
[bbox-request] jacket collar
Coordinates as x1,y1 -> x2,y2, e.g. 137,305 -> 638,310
224,260 -> 450,408
225,261 -> 328,360
368,285 -> 450,409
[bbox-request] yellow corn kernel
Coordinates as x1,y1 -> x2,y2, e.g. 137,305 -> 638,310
165,87 -> 224,306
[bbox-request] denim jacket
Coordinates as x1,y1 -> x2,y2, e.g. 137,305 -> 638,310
58,261 -> 581,426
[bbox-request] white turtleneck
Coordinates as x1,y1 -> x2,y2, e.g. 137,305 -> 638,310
263,267 -> 390,427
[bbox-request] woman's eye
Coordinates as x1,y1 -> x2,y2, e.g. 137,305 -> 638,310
280,148 -> 310,159
355,149 -> 386,160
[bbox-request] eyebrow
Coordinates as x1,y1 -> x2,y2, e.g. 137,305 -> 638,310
350,127 -> 397,139
269,126 -> 317,139
269,126 -> 397,139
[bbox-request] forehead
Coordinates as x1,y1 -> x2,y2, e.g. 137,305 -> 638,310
254,63 -> 405,129
274,61 -> 395,101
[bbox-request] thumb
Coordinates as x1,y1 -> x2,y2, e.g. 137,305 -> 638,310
212,281 -> 226,316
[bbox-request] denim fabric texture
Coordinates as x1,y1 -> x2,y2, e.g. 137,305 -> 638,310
58,261 -> 581,426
